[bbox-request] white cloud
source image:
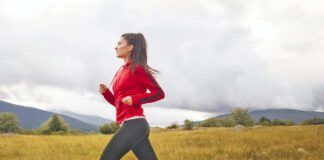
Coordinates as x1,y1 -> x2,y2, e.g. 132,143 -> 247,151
1,0 -> 324,125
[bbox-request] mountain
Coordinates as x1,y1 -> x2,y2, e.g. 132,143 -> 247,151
195,108 -> 324,125
0,100 -> 98,132
248,108 -> 324,123
50,110 -> 113,127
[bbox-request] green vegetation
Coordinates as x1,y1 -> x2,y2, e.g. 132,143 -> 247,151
166,122 -> 179,129
0,112 -> 21,133
99,122 -> 119,134
183,119 -> 194,130
36,114 -> 69,135
301,117 -> 324,125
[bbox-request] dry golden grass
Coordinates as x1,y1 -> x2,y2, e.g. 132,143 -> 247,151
0,125 -> 323,160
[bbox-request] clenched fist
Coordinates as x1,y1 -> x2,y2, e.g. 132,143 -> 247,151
121,96 -> 133,106
98,83 -> 108,94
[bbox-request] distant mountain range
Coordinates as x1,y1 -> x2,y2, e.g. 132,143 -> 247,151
0,100 -> 110,132
2,100 -> 324,130
195,108 -> 324,125
50,110 -> 112,127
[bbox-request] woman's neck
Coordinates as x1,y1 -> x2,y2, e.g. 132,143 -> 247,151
123,57 -> 131,64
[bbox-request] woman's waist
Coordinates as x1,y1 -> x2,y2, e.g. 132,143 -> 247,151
114,90 -> 145,99
120,116 -> 148,127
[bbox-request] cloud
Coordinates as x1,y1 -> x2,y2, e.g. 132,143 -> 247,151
1,0 -> 324,125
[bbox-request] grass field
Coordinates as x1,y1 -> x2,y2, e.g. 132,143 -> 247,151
0,125 -> 323,160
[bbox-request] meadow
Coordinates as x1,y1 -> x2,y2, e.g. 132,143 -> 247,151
0,125 -> 323,160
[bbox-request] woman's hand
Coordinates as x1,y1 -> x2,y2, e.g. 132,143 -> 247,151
121,96 -> 133,106
98,83 -> 108,94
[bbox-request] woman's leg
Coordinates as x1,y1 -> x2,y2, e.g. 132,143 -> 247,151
99,118 -> 153,160
132,137 -> 158,160
99,124 -> 133,160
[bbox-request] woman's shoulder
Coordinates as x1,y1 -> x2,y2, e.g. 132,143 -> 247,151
134,65 -> 153,76
135,64 -> 146,72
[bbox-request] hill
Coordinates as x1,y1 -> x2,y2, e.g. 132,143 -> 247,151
195,108 -> 324,125
0,100 -> 98,132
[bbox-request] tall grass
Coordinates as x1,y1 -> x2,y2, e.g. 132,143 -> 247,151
0,125 -> 323,160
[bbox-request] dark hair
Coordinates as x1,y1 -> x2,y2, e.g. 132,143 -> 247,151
121,33 -> 160,76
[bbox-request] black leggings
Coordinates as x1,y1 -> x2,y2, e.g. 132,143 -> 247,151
99,118 -> 158,160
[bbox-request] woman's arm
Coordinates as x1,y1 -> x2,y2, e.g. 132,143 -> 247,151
99,83 -> 115,106
102,89 -> 115,106
131,66 -> 165,106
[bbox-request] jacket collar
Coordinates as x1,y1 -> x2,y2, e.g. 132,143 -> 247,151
123,60 -> 132,67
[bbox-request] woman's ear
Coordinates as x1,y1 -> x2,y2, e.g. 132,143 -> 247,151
127,44 -> 134,52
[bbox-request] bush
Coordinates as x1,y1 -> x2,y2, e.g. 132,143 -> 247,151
199,118 -> 220,127
99,121 -> 119,134
301,117 -> 324,125
257,116 -> 271,126
271,119 -> 286,126
37,114 -> 69,134
198,117 -> 236,127
167,122 -> 179,129
231,108 -> 254,126
184,119 -> 194,130
222,117 -> 236,127
284,120 -> 295,126
0,112 -> 21,133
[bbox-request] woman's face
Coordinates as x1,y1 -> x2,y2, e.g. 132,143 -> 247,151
115,37 -> 133,59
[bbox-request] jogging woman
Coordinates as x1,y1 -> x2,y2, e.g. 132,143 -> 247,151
98,33 -> 165,160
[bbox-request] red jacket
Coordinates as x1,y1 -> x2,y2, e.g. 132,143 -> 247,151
101,61 -> 165,125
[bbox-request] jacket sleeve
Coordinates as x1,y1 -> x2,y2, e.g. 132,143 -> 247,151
101,89 -> 115,106
131,66 -> 165,106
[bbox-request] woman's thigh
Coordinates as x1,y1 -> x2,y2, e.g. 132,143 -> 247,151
99,119 -> 150,160
132,137 -> 158,160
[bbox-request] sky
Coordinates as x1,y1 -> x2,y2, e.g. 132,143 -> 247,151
1,0 -> 324,127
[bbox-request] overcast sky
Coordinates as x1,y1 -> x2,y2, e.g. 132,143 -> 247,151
1,0 -> 324,127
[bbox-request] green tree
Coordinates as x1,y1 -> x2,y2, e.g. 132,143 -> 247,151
301,117 -> 324,125
284,120 -> 295,126
38,114 -> 69,134
221,116 -> 236,127
198,118 -> 219,127
258,116 -> 271,126
184,119 -> 194,130
231,108 -> 254,126
271,119 -> 286,126
198,117 -> 236,127
99,121 -> 119,134
0,112 -> 21,133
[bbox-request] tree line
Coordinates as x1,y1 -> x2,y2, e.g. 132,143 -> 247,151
0,112 -> 74,135
166,108 -> 324,130
1,108 -> 324,134
0,112 -> 121,135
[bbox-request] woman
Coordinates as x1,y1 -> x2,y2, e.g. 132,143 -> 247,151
98,33 -> 165,160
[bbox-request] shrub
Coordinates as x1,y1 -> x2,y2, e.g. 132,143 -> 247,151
37,114 -> 69,134
184,119 -> 194,130
167,122 -> 179,129
0,112 -> 21,133
301,117 -> 324,125
271,119 -> 286,126
257,116 -> 271,126
231,108 -> 254,126
198,117 -> 236,127
99,121 -> 119,134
